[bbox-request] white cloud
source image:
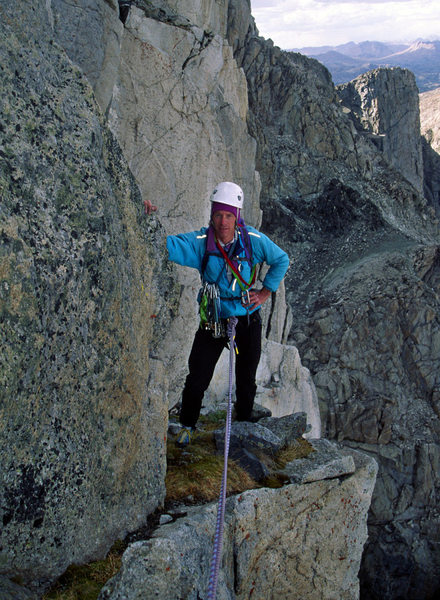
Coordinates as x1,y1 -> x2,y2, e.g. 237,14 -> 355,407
250,0 -> 440,48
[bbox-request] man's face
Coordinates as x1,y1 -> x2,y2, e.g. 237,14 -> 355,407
211,210 -> 236,244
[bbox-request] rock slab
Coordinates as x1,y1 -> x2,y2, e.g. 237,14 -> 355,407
99,447 -> 377,600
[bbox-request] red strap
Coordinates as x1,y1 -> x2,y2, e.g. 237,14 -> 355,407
215,238 -> 256,290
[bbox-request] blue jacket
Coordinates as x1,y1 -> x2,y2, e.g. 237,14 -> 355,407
167,225 -> 289,318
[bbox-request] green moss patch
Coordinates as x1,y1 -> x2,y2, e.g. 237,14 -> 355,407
42,542 -> 126,600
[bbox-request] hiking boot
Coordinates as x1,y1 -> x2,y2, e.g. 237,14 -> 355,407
176,426 -> 195,448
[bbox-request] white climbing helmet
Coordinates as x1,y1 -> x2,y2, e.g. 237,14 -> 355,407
210,181 -> 244,209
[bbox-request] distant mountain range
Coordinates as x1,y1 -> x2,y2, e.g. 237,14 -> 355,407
292,40 -> 440,93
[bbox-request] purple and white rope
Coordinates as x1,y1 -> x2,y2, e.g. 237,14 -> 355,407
206,316 -> 238,600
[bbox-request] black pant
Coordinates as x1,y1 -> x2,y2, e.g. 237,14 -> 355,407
179,312 -> 262,428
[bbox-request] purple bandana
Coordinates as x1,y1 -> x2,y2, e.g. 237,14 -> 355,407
211,201 -> 238,220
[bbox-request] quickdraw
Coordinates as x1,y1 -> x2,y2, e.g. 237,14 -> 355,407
198,282 -> 225,338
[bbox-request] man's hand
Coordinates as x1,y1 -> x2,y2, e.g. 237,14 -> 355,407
242,287 -> 271,309
144,199 -> 157,215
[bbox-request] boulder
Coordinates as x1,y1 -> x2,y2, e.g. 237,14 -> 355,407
214,414 -> 313,481
259,411 -> 309,444
281,439 -> 356,484
214,421 -> 282,480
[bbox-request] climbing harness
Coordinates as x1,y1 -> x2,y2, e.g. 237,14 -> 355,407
199,222 -> 256,334
206,316 -> 237,600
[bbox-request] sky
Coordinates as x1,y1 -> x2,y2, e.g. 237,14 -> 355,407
250,0 -> 440,49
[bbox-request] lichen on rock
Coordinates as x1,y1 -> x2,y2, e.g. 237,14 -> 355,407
0,0 -> 178,587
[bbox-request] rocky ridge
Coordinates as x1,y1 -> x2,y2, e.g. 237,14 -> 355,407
298,39 -> 440,93
226,3 -> 440,598
1,0 -> 439,599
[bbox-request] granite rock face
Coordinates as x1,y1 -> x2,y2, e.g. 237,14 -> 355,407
99,445 -> 377,600
0,0 -> 178,587
105,3 -> 261,408
420,87 -> 440,215
50,0 -> 124,114
50,0 -> 317,424
337,68 -> 424,195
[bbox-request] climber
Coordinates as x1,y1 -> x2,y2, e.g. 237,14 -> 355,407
166,182 -> 289,447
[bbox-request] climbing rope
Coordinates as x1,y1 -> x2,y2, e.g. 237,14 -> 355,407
206,316 -> 238,600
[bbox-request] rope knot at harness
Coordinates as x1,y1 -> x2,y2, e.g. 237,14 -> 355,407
206,316 -> 238,600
